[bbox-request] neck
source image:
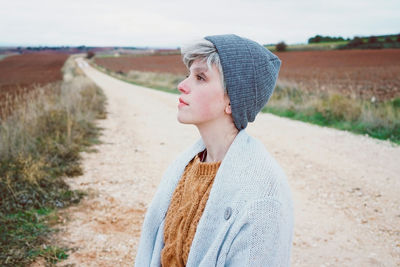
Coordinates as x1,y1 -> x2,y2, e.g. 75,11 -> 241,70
196,119 -> 239,162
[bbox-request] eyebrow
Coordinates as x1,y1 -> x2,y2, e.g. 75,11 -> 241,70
190,67 -> 208,73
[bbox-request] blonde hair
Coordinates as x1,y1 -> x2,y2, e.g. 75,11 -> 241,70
180,38 -> 226,92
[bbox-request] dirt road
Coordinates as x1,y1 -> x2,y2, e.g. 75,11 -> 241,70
53,58 -> 400,266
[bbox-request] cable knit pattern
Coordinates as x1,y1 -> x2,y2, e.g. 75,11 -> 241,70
161,153 -> 221,266
135,130 -> 294,267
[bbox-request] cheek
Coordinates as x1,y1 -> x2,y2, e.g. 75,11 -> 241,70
196,99 -> 213,118
195,91 -> 224,118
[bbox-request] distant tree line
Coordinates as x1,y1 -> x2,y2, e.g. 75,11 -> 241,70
308,35 -> 348,43
273,33 -> 400,52
4,46 -> 140,54
340,34 -> 400,49
22,46 -> 95,51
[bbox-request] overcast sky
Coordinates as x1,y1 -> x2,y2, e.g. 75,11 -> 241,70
1,0 -> 399,47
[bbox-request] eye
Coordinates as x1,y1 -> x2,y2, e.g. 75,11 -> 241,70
196,75 -> 205,81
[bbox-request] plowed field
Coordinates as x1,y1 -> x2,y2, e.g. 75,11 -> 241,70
95,55 -> 185,75
0,52 -> 68,116
95,49 -> 400,100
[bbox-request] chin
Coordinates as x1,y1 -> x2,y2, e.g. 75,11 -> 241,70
176,114 -> 190,124
177,114 -> 201,126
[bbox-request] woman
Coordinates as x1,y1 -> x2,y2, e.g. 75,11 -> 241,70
135,34 -> 294,267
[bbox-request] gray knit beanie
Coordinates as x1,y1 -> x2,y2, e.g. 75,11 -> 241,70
204,34 -> 281,130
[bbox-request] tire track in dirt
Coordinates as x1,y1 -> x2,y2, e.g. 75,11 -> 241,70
52,58 -> 399,267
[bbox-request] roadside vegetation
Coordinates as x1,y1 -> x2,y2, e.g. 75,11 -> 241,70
92,59 -> 399,144
93,62 -> 183,94
263,81 -> 400,144
0,56 -> 107,266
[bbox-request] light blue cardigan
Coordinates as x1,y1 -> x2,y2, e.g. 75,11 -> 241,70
135,130 -> 294,266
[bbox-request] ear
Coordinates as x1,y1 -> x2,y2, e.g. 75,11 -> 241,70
225,103 -> 232,114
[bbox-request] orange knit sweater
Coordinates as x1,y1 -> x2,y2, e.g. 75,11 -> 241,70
161,150 -> 221,267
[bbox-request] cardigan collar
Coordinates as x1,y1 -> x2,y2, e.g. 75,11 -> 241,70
157,128 -> 250,225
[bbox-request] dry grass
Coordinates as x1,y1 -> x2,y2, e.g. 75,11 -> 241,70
0,56 -> 107,266
93,63 -> 183,94
0,52 -> 70,118
266,81 -> 400,143
125,70 -> 185,91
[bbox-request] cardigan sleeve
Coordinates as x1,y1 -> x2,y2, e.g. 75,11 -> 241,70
224,199 -> 292,267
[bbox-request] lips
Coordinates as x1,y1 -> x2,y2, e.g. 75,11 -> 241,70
179,97 -> 188,105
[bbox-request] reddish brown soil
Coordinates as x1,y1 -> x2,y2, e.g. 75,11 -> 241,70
95,49 -> 400,100
275,49 -> 400,100
0,52 -> 68,90
0,52 -> 68,117
95,55 -> 186,75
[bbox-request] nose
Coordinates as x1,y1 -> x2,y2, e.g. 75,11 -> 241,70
178,79 -> 189,94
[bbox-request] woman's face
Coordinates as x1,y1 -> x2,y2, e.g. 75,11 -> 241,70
177,58 -> 230,126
